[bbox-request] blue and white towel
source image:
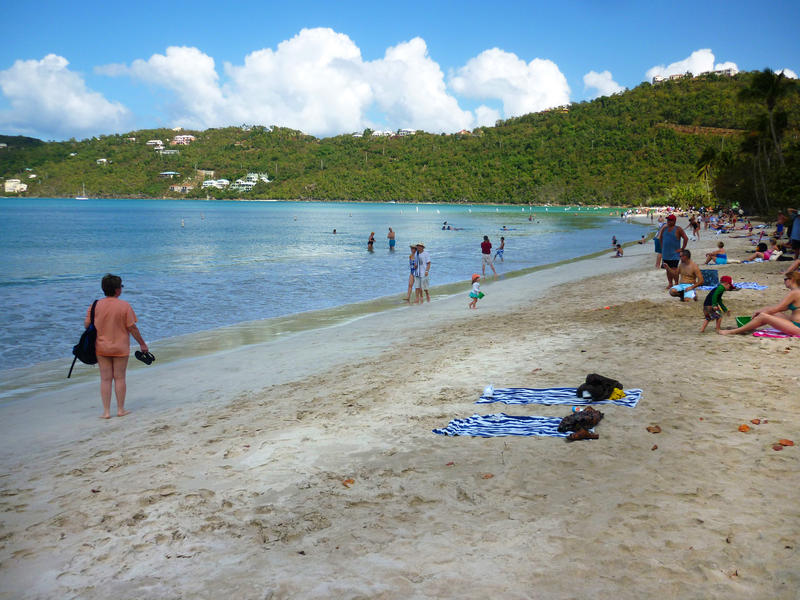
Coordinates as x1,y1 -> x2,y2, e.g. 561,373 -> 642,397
697,281 -> 767,291
477,387 -> 642,408
433,413 -> 570,437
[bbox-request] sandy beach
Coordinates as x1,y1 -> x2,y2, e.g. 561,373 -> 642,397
1,218 -> 798,599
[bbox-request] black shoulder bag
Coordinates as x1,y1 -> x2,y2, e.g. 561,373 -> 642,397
68,300 -> 98,378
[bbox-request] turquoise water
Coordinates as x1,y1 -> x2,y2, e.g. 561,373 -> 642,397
0,198 -> 647,376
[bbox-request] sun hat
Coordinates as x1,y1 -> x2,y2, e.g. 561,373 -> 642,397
416,242 -> 425,248
472,273 -> 480,282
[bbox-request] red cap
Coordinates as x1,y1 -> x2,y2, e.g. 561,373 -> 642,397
666,214 -> 677,221
720,275 -> 733,285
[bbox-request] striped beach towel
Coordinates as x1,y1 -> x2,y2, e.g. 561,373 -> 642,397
697,282 -> 767,291
753,327 -> 800,338
477,387 -> 642,408
433,413 -> 570,437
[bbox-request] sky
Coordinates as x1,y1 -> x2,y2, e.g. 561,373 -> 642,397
1,0 -> 798,141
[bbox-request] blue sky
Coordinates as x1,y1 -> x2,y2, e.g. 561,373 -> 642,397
1,0 -> 798,140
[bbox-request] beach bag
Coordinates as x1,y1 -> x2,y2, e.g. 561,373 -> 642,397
68,300 -> 98,378
701,269 -> 719,286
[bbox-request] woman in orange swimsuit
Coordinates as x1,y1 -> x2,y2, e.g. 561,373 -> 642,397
87,274 -> 148,418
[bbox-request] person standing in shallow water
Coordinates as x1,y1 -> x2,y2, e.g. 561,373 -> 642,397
88,274 -> 148,419
367,232 -> 375,251
387,227 -> 396,251
415,243 -> 431,303
480,235 -> 497,277
405,244 -> 417,302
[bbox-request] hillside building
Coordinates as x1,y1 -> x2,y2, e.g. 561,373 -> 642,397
4,179 -> 27,193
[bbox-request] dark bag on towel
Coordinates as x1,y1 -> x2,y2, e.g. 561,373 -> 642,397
68,300 -> 98,378
576,373 -> 624,402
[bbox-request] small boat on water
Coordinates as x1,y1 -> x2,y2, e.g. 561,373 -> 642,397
75,183 -> 88,200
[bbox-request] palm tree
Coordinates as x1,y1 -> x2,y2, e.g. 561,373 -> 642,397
738,69 -> 797,166
695,146 -> 716,201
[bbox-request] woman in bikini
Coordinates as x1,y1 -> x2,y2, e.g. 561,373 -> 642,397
404,244 -> 417,302
720,272 -> 800,336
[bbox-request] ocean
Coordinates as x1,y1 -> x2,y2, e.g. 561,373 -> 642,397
0,198 -> 649,401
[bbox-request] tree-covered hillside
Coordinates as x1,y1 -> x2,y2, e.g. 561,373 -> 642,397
2,70 -> 798,210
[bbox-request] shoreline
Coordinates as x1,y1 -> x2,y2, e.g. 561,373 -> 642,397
0,231 -> 654,405
2,217 -> 797,599
0,242 -> 652,455
3,195 -> 625,209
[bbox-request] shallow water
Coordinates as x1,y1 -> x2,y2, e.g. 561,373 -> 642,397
0,198 -> 649,399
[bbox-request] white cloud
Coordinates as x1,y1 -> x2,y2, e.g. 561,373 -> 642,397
221,28 -> 378,135
778,68 -> 798,79
2,29 -> 578,139
583,70 -> 624,98
117,29 -> 474,136
130,46 -> 225,127
646,49 -> 738,80
450,48 -> 570,116
367,37 -> 473,132
0,54 -> 131,139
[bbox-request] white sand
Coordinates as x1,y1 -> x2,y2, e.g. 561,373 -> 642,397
1,221 -> 798,599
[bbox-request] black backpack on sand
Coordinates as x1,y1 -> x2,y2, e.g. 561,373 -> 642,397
68,300 -> 98,378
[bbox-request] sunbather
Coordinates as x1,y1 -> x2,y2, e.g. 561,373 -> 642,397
704,241 -> 727,264
720,272 -> 800,336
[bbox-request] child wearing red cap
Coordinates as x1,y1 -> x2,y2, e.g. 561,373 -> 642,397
700,275 -> 735,332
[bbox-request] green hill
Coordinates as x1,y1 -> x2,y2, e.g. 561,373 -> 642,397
2,70 -> 798,210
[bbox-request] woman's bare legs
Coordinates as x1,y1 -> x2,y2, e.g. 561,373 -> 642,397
112,356 -> 130,416
719,313 -> 800,336
98,355 -> 114,418
405,273 -> 414,301
97,355 -> 131,417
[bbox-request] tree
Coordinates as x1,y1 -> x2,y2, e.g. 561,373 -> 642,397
695,146 -> 717,201
738,69 -> 797,165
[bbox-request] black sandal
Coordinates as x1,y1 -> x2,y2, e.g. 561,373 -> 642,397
135,350 -> 156,365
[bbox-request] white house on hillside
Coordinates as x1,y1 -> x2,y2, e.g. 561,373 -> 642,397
171,134 -> 196,145
4,179 -> 27,193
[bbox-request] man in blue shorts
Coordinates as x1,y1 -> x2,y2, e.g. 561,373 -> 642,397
667,249 -> 704,302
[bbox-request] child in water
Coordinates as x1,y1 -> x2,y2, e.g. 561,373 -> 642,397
700,275 -> 735,333
468,274 -> 483,309
495,237 -> 505,262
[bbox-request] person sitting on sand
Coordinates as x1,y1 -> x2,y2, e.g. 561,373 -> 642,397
666,249 -> 703,301
745,241 -> 778,262
700,275 -> 735,333
612,244 -> 623,258
704,241 -> 727,264
720,272 -> 800,336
